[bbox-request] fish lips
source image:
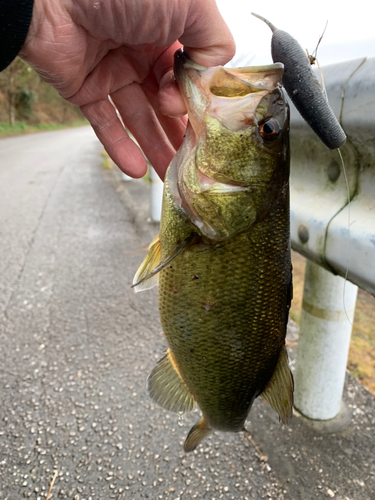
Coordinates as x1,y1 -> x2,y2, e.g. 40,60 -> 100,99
174,49 -> 286,133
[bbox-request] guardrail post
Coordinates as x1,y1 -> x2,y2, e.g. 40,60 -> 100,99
150,167 -> 163,222
294,260 -> 358,420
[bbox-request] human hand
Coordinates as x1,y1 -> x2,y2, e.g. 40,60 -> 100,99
20,0 -> 235,179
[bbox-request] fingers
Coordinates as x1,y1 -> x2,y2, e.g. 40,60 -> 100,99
140,67 -> 187,151
157,72 -> 187,118
111,83 -> 178,180
181,0 -> 236,67
71,46 -> 187,179
69,48 -> 140,107
80,97 -> 148,178
60,0 -> 236,180
151,43 -> 187,118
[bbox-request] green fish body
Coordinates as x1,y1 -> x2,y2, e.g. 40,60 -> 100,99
133,50 -> 293,452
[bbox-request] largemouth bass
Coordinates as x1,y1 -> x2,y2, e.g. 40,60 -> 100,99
133,50 -> 293,452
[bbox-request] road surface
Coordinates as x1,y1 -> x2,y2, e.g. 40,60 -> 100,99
0,127 -> 374,499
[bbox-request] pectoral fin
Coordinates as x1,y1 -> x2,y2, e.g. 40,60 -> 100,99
184,417 -> 212,453
261,346 -> 294,424
132,235 -> 162,292
132,234 -> 194,292
147,349 -> 195,414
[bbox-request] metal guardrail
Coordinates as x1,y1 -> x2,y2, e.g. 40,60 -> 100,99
290,57 -> 375,421
289,56 -> 375,296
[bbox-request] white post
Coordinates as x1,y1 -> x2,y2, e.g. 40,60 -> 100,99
294,260 -> 358,420
121,171 -> 132,181
149,167 -> 164,222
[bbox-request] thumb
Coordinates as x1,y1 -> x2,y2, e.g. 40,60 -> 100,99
153,43 -> 188,118
180,0 -> 235,67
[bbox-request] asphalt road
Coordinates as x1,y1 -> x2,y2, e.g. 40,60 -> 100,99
0,127 -> 285,500
0,127 -> 374,500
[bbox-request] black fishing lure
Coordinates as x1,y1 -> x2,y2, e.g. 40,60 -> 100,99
252,13 -> 346,150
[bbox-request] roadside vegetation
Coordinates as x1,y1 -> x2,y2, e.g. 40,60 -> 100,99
0,57 -> 86,136
0,120 -> 88,137
291,251 -> 375,395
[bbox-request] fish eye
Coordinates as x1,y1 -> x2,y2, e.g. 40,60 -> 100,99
259,118 -> 281,140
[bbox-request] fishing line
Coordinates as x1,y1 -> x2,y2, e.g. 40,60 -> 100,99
242,428 -> 268,462
316,58 -> 327,99
314,52 -> 353,326
314,44 -> 353,327
307,21 -> 328,98
338,148 -> 351,243
337,147 -> 354,327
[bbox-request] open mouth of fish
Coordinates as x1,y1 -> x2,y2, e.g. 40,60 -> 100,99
174,49 -> 284,132
168,49 -> 288,241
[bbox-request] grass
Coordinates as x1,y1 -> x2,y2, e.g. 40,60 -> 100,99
0,120 -> 89,137
100,149 -> 112,170
143,167 -> 151,185
291,251 -> 375,395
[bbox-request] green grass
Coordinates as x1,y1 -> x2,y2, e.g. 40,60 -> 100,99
143,166 -> 151,185
0,120 -> 89,137
100,149 -> 112,170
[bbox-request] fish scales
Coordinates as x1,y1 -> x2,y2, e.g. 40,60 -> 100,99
133,49 -> 294,452
159,197 -> 290,431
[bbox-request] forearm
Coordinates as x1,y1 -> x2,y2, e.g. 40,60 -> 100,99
0,0 -> 34,70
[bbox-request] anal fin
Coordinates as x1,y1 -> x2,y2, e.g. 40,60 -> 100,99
147,349 -> 195,414
184,417 -> 212,453
261,346 -> 294,424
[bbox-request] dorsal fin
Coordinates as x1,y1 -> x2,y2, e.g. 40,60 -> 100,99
147,349 -> 195,414
261,346 -> 294,424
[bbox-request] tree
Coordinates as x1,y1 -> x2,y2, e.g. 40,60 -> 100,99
0,58 -> 35,125
0,57 -> 83,126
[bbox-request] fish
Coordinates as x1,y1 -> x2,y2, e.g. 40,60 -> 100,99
133,49 -> 293,452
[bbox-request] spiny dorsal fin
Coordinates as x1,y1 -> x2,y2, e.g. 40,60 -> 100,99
132,233 -> 194,293
261,346 -> 294,424
184,417 -> 212,453
147,349 -> 195,414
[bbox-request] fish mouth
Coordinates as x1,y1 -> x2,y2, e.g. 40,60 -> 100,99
174,49 -> 284,132
168,50 -> 289,241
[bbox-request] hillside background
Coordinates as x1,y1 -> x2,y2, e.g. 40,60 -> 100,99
0,58 -> 85,134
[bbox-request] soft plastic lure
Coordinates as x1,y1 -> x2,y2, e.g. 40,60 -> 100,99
252,13 -> 346,150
